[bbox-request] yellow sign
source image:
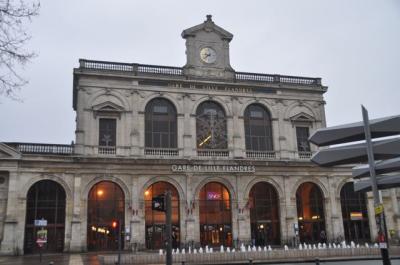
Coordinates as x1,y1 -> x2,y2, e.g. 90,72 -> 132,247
375,204 -> 384,215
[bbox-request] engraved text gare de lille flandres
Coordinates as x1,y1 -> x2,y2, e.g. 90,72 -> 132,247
171,164 -> 256,173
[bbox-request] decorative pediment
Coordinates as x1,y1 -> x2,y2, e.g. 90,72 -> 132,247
181,15 -> 233,41
289,112 -> 315,123
0,143 -> 22,159
92,101 -> 125,118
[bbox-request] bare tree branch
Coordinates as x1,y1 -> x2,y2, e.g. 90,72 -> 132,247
0,0 -> 39,99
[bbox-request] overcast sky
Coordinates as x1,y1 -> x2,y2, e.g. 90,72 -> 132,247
1,0 -> 399,144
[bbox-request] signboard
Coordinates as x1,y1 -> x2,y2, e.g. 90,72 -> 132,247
375,204 -> 384,215
171,164 -> 255,173
36,229 -> 47,247
152,195 -> 165,212
350,212 -> 363,220
34,219 -> 47,227
207,192 -> 221,200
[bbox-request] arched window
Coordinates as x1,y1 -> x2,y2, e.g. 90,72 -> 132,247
244,104 -> 273,151
340,182 -> 371,243
199,182 -> 232,247
144,182 -> 180,249
296,182 -> 326,244
196,101 -> 227,149
249,182 -> 280,245
145,98 -> 177,148
87,181 -> 124,251
24,180 -> 66,254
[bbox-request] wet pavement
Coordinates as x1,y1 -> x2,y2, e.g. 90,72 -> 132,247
0,253 -> 100,265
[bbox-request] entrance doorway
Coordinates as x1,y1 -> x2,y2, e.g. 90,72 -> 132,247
249,182 -> 280,246
296,182 -> 326,244
87,181 -> 124,251
199,182 -> 232,247
145,181 -> 180,249
340,182 -> 371,243
24,180 -> 66,254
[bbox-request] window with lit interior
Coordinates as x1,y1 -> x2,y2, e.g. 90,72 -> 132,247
196,101 -> 227,149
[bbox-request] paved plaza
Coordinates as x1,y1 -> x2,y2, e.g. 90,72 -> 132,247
0,254 -> 399,265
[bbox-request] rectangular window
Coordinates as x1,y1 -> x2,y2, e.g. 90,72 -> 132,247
99,118 -> 116,146
296,126 -> 310,152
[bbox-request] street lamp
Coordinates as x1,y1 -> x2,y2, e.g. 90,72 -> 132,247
112,220 -> 121,265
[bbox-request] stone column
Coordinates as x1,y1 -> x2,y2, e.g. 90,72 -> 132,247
327,177 -> 344,242
130,90 -> 142,156
130,177 -> 144,250
390,189 -> 400,239
0,171 -> 22,255
231,97 -> 245,158
186,174 -> 200,247
282,176 -> 297,245
183,94 -> 195,157
237,205 -> 251,246
70,175 -> 83,252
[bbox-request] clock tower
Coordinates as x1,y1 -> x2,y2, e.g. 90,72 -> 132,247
182,15 -> 235,80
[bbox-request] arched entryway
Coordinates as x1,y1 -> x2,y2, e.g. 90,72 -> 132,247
340,182 -> 371,243
24,180 -> 66,254
296,182 -> 326,243
87,181 -> 124,251
144,181 -> 180,249
249,182 -> 280,246
199,182 -> 232,247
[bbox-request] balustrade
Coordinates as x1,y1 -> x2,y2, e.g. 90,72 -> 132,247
145,148 -> 179,157
78,59 -> 320,86
246,150 -> 277,159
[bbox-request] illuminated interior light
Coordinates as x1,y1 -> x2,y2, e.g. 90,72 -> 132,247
97,190 -> 104,196
199,135 -> 211,147
260,224 -> 264,229
91,226 -> 96,231
219,227 -> 223,231
311,215 -> 319,220
145,190 -> 150,196
298,217 -> 303,220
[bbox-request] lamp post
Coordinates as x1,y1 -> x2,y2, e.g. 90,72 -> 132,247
112,220 -> 122,265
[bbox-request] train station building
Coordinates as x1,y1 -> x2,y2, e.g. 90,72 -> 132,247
1,16 -> 400,255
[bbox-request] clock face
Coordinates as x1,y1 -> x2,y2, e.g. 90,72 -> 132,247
200,47 -> 217,64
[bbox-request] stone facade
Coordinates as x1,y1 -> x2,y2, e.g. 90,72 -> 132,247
1,16 -> 400,255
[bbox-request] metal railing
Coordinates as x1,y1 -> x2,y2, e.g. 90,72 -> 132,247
145,148 -> 179,157
78,59 -> 320,85
5,142 -> 73,155
246,150 -> 277,159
